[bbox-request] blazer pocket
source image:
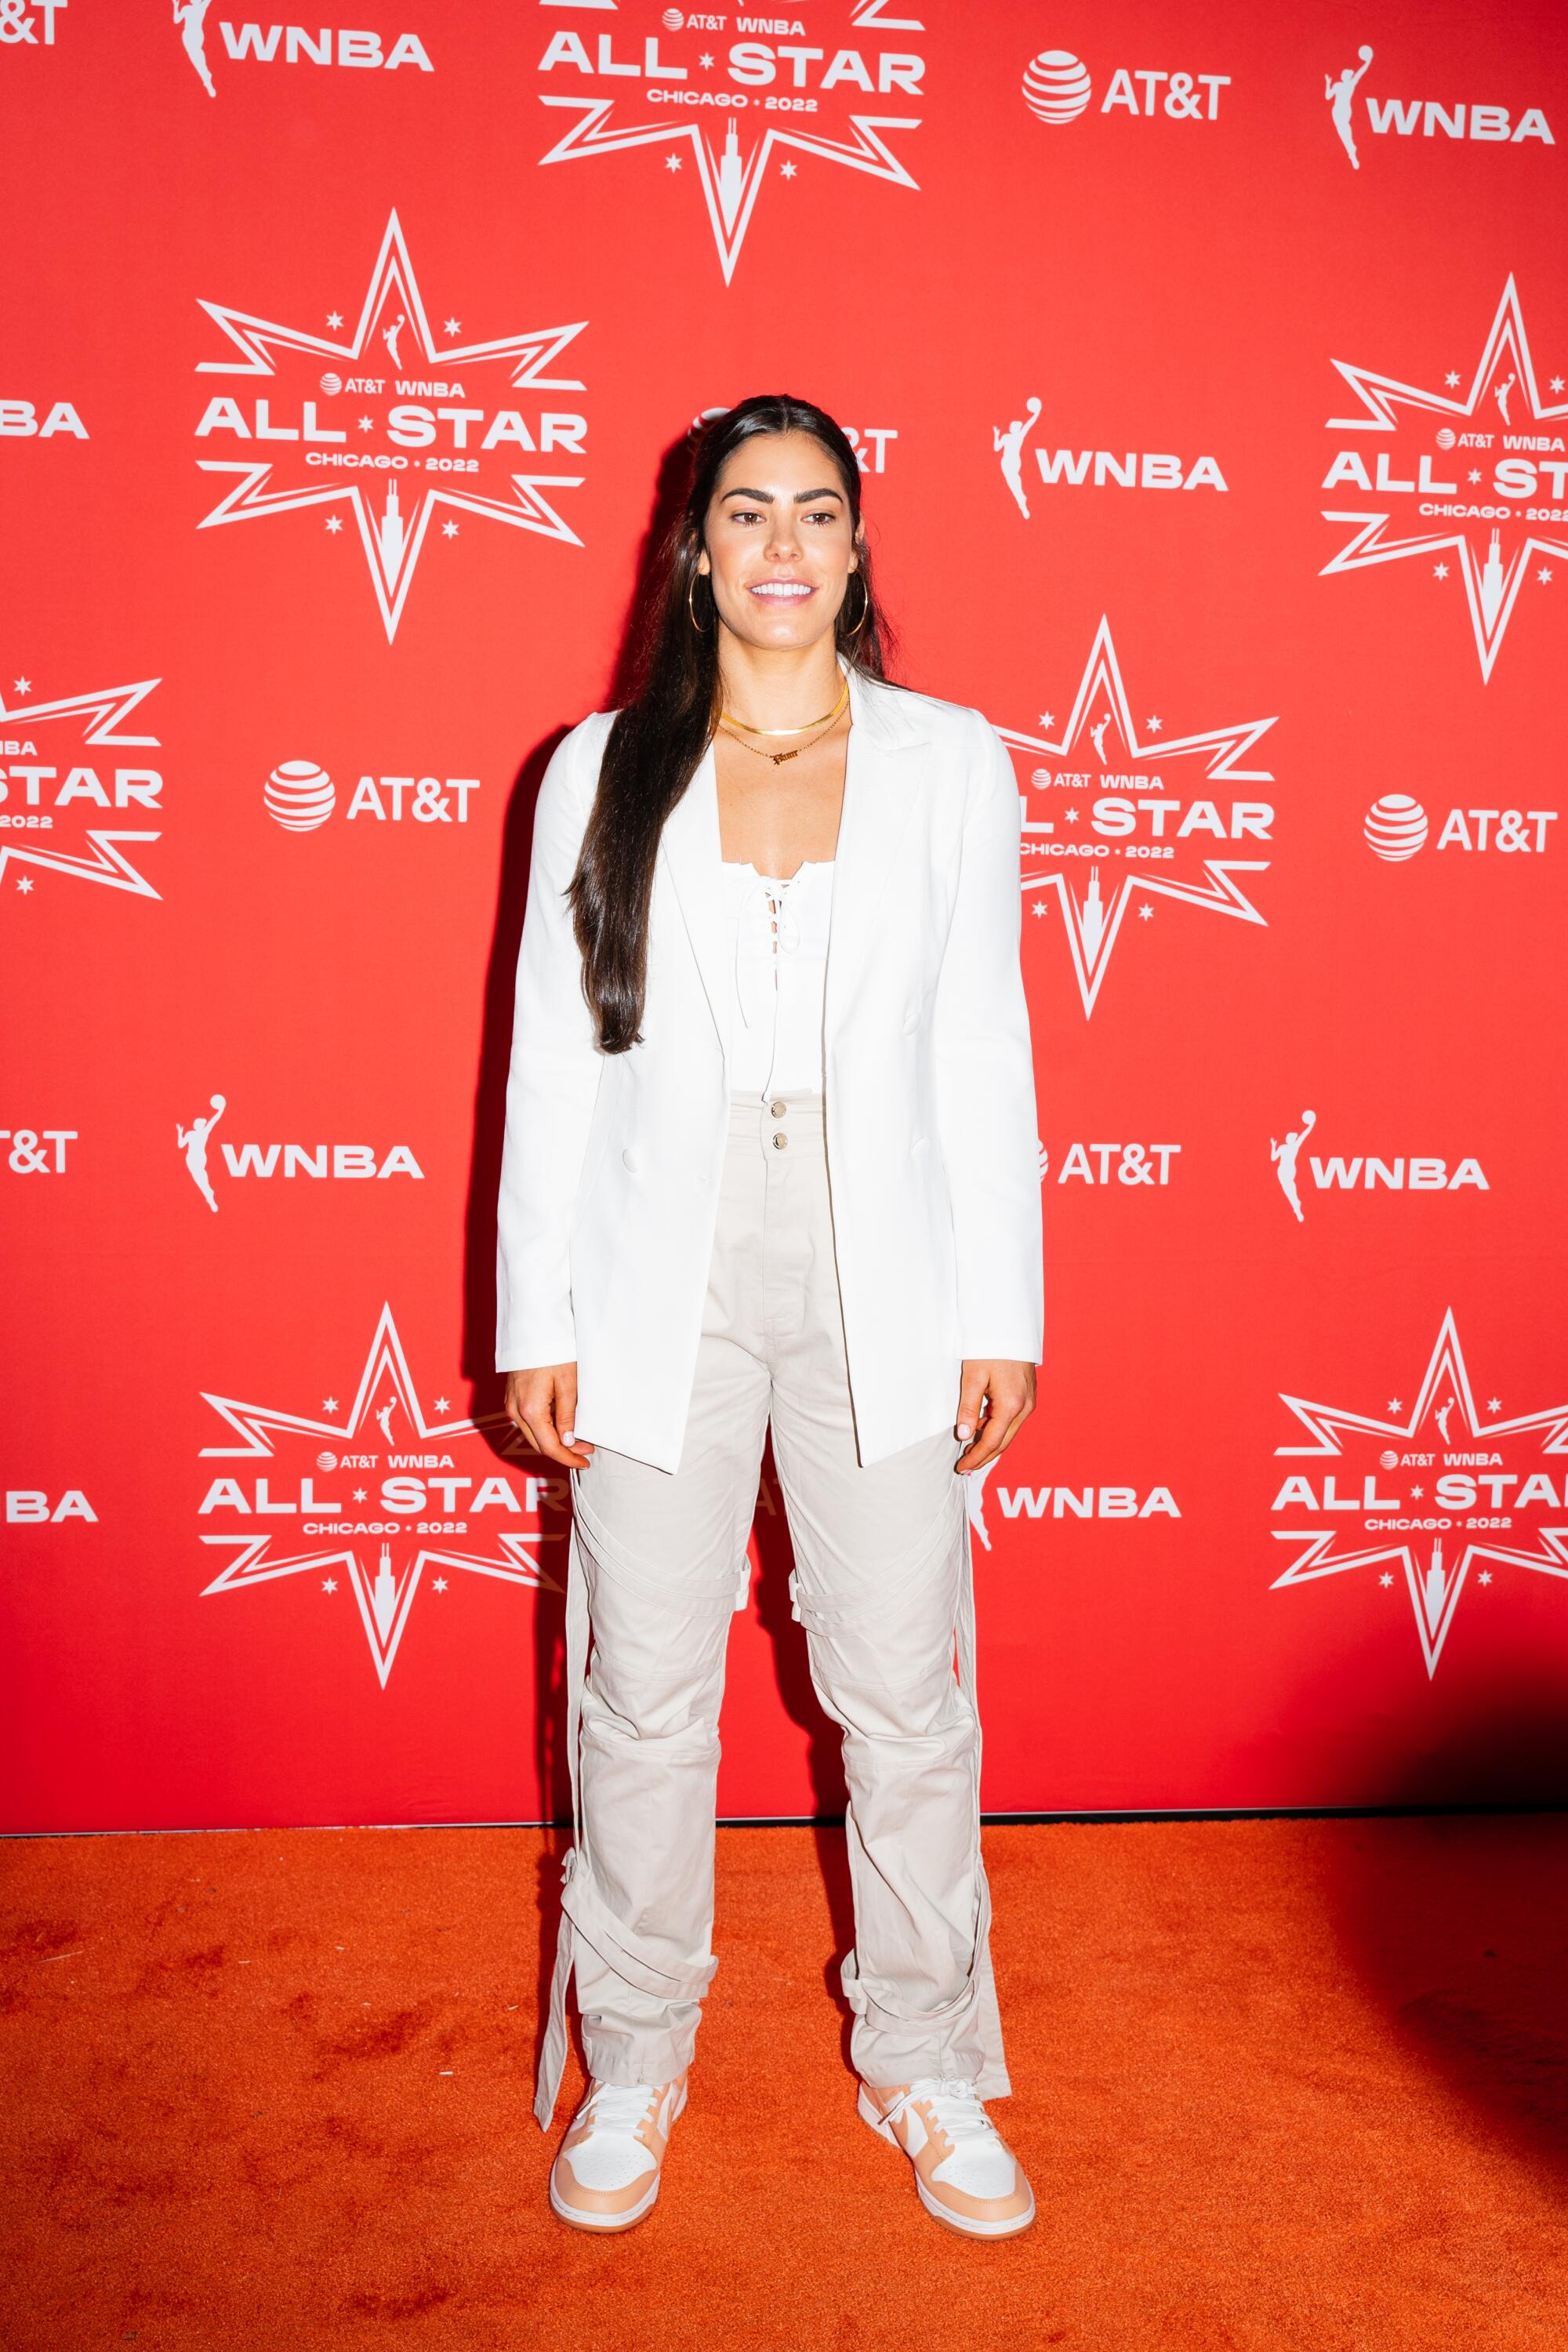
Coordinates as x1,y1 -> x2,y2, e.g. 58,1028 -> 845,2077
902,983 -> 937,1036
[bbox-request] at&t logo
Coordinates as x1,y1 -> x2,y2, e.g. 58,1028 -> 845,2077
0,1 -> 67,45
2,1127 -> 76,1172
262,757 -> 479,831
1038,1140 -> 1181,1188
691,405 -> 898,472
1021,49 -> 1230,126
1361,796 -> 1555,858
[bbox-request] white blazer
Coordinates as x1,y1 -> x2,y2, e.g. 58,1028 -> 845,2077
495,665 -> 1044,1473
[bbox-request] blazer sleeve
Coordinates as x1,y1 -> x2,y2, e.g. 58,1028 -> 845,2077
495,720 -> 606,1372
930,710 -> 1044,1363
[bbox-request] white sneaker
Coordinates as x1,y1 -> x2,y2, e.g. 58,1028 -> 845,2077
860,2075 -> 1036,2238
549,2074 -> 688,2232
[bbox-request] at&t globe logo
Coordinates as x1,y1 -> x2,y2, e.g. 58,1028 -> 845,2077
260,752 -> 481,833
265,760 -> 336,832
1363,795 -> 1428,860
1019,46 -> 1231,125
1022,51 -> 1093,124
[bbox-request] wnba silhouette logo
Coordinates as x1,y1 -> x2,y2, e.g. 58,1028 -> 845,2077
172,4 -> 434,96
960,1453 -> 1179,1561
534,2 -> 927,283
1270,1111 -> 1487,1224
993,397 -> 1226,517
178,1094 -> 425,1210
1324,42 -> 1552,170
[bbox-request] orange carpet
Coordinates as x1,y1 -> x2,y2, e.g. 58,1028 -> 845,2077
4,1816 -> 1568,2350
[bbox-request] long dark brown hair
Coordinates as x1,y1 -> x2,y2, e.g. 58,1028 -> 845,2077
568,394 -> 899,1054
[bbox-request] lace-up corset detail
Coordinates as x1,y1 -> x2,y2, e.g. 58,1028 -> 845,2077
720,858 -> 835,1102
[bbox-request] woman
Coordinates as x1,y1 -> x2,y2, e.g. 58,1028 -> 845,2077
496,395 -> 1043,2239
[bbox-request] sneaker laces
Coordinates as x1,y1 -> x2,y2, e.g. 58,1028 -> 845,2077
576,2080 -> 662,2136
878,2075 -> 995,2147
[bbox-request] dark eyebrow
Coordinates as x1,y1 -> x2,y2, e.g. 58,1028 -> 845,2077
719,485 -> 844,504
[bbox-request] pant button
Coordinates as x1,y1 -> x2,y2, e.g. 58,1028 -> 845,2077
771,1131 -> 789,1149
770,1098 -> 786,1117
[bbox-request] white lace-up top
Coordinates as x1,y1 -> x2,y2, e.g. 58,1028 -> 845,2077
719,858 -> 836,1101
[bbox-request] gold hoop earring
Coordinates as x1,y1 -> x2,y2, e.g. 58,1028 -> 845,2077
840,571 -> 869,640
687,572 -> 712,633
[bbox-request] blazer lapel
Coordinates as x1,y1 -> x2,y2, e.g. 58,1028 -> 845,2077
658,734 -> 731,1062
656,669 -> 931,1065
822,668 -> 929,1040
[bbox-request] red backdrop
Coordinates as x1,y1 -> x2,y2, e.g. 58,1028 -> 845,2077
6,0 -> 1568,1831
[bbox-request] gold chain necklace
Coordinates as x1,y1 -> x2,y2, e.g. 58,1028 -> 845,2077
717,674 -> 849,766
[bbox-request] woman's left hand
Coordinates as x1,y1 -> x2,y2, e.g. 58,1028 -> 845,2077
953,1360 -> 1036,1476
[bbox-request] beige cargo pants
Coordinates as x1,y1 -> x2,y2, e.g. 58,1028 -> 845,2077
534,1090 -> 1009,2128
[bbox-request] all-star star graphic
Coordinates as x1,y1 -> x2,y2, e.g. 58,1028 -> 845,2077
994,619 -> 1278,1016
1321,277 -> 1568,680
197,1304 -> 560,1687
1270,1309 -> 1568,1676
0,677 -> 163,906
194,212 -> 587,639
535,1 -> 924,285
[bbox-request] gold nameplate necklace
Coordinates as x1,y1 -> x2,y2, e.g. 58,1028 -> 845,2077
717,670 -> 850,765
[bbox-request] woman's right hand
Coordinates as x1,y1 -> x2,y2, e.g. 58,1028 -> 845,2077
503,1366 -> 595,1471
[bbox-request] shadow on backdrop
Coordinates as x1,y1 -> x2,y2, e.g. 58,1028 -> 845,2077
1309,1661 -> 1568,2177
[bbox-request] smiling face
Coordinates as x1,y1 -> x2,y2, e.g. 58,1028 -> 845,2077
695,429 -> 862,652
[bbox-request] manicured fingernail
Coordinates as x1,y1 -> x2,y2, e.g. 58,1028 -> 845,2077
561,1430 -> 574,1445
956,1423 -> 973,1439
